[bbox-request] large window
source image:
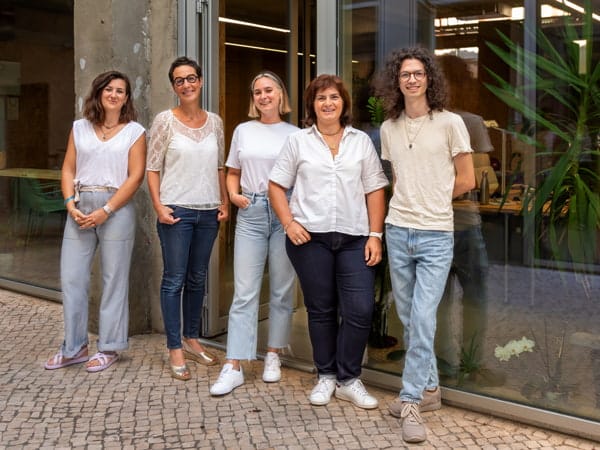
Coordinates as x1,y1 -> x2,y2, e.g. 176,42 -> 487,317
342,0 -> 600,428
0,1 -> 74,292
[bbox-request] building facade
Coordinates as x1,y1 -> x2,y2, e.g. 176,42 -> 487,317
0,0 -> 598,440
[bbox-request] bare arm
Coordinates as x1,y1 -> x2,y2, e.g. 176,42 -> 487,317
147,169 -> 179,225
217,168 -> 229,222
452,152 -> 476,199
268,180 -> 310,245
364,188 -> 386,266
226,167 -> 249,209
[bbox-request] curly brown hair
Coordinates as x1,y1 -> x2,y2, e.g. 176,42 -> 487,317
374,47 -> 446,120
83,71 -> 137,125
303,74 -> 352,127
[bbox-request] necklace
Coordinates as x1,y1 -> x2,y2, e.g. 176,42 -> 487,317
318,127 -> 342,136
99,122 -> 120,140
404,113 -> 428,149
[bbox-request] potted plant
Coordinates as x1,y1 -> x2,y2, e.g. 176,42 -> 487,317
484,0 -> 600,269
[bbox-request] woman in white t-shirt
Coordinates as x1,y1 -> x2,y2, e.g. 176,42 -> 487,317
45,71 -> 146,373
210,71 -> 298,396
147,57 -> 229,381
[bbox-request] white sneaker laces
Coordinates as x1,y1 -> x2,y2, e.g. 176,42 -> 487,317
401,402 -> 423,423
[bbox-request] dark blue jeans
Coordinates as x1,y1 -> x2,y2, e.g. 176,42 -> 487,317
286,232 -> 376,382
157,206 -> 219,349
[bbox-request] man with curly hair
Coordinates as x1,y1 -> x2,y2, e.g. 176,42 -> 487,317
376,47 -> 475,443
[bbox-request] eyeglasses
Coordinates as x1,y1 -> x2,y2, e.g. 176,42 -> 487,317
173,74 -> 199,87
399,71 -> 426,82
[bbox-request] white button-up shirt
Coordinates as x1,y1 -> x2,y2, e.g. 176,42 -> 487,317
269,125 -> 388,236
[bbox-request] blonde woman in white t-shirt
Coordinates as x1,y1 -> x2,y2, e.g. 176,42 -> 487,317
45,71 -> 146,373
210,71 -> 298,396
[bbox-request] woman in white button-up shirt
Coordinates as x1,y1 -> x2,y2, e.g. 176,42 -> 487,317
269,74 -> 388,410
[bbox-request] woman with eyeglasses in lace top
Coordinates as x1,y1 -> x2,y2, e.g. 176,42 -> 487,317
147,56 -> 229,381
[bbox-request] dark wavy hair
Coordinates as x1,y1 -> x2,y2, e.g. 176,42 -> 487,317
303,74 -> 352,127
168,56 -> 202,84
374,47 -> 446,120
83,71 -> 137,125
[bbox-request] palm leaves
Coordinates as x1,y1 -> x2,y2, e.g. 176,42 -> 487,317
485,1 -> 600,266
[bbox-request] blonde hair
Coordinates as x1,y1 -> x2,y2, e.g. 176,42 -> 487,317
247,71 -> 292,118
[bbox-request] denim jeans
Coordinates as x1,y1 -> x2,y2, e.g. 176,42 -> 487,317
60,191 -> 135,357
286,232 -> 375,383
385,224 -> 453,402
452,225 -> 488,357
157,206 -> 219,349
226,192 -> 295,360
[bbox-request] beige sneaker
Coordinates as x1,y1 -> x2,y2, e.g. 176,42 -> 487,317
420,387 -> 441,412
399,402 -> 427,443
388,387 -> 441,416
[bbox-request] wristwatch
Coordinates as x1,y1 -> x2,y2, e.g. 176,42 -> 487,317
102,204 -> 113,216
369,231 -> 383,239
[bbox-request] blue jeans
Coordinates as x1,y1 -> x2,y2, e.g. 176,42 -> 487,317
60,191 -> 135,357
286,232 -> 375,383
226,192 -> 295,360
452,225 -> 488,356
385,224 -> 453,403
157,206 -> 219,349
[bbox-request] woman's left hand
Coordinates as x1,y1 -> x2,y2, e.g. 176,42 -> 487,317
364,237 -> 383,266
78,208 -> 109,229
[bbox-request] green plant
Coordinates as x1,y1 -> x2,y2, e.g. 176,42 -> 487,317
484,1 -> 600,266
366,96 -> 385,127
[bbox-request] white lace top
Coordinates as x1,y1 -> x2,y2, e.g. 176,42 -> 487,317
147,109 -> 225,209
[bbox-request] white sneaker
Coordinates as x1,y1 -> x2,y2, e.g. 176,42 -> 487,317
335,379 -> 379,409
309,377 -> 336,406
262,352 -> 281,383
209,363 -> 244,396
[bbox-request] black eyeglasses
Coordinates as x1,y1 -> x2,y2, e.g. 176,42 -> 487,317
399,71 -> 426,82
173,74 -> 199,87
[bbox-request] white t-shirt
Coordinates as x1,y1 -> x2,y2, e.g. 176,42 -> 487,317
146,109 -> 225,210
226,120 -> 299,194
270,125 -> 388,236
73,118 -> 145,189
381,110 -> 472,232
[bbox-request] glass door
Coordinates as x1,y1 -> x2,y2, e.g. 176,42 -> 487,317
192,0 -> 316,337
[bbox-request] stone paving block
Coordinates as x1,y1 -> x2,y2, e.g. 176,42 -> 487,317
1,291 -> 599,449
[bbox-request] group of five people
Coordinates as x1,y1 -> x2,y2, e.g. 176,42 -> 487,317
44,47 -> 475,444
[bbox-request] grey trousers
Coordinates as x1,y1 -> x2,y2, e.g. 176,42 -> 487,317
60,191 -> 135,357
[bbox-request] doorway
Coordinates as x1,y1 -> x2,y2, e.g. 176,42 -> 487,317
189,0 -> 317,336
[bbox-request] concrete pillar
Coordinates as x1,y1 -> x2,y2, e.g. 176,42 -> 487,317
74,0 -> 178,335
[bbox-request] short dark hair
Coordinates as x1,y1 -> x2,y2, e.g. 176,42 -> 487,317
375,47 -> 447,120
303,74 -> 352,127
83,71 -> 137,125
168,56 -> 203,84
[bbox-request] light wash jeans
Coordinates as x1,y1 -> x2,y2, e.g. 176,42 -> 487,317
385,224 -> 454,403
60,191 -> 135,357
226,192 -> 295,360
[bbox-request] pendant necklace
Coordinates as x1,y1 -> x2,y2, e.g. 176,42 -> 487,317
100,122 -> 119,140
404,113 -> 428,150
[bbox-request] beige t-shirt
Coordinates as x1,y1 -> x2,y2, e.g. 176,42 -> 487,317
381,109 -> 472,232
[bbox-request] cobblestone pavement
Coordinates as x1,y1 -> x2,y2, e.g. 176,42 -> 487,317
0,289 -> 597,449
